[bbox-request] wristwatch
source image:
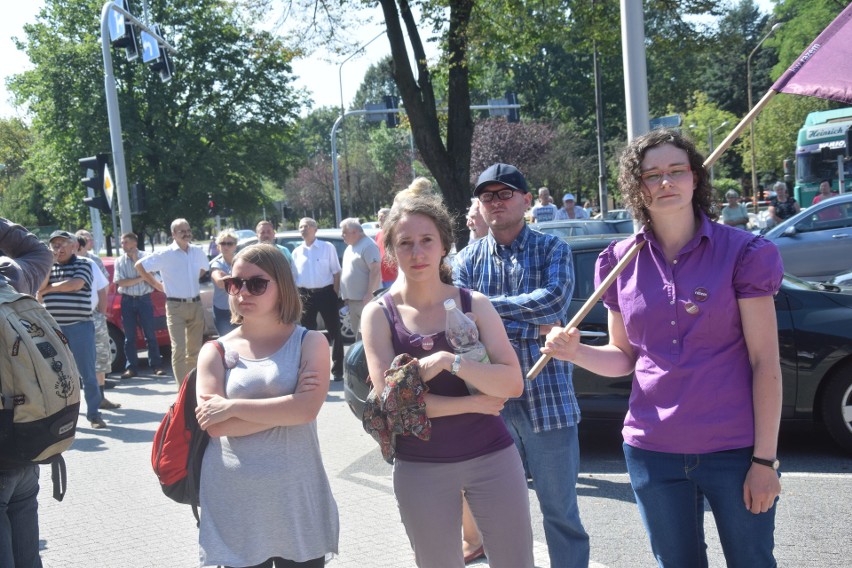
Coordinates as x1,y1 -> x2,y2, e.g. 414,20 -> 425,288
751,455 -> 780,470
451,354 -> 462,375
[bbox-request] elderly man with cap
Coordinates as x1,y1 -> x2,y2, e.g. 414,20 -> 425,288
39,230 -> 107,428
453,163 -> 589,568
555,193 -> 590,220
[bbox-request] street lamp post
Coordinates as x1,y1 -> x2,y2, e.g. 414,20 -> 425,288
337,31 -> 385,216
708,120 -> 729,184
747,22 -> 782,200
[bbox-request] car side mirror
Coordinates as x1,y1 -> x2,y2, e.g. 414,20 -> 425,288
783,226 -> 797,237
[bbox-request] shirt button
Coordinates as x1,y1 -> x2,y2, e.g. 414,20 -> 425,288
671,321 -> 675,325
672,339 -> 678,344
673,259 -> 678,264
670,300 -> 675,305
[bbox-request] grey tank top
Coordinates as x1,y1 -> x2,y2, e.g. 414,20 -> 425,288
198,326 -> 339,566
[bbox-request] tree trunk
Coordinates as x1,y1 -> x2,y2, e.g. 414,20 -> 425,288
378,0 -> 475,246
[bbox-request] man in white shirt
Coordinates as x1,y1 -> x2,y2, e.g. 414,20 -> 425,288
291,217 -> 344,381
339,218 -> 381,341
554,193 -> 590,220
136,218 -> 209,385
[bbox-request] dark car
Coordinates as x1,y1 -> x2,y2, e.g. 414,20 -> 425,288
344,236 -> 852,454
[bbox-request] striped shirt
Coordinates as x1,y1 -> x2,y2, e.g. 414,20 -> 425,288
43,255 -> 93,324
114,249 -> 155,296
453,224 -> 580,433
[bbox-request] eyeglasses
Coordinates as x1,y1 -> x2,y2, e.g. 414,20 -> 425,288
222,276 -> 270,296
478,189 -> 517,203
640,166 -> 692,187
218,241 -> 237,247
176,229 -> 192,236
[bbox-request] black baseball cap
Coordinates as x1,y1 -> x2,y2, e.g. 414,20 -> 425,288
473,163 -> 529,196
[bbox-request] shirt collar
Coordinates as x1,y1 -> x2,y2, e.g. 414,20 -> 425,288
486,223 -> 531,258
638,211 -> 713,256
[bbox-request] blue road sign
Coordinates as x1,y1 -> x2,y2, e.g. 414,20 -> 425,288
108,1 -> 126,42
140,30 -> 159,63
650,114 -> 682,130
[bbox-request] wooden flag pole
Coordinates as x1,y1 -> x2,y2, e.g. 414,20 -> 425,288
526,239 -> 646,381
704,89 -> 777,169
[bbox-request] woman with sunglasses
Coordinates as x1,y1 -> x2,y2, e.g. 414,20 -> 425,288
195,243 -> 339,568
210,229 -> 240,335
361,179 -> 533,567
542,129 -> 783,567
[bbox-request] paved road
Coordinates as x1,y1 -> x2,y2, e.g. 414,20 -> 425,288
35,365 -> 852,567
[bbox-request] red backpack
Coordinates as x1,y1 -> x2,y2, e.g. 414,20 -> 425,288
151,340 -> 223,523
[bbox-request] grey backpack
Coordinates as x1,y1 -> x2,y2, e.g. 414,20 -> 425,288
0,280 -> 81,500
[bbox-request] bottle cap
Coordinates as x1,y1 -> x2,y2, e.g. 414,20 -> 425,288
443,298 -> 457,310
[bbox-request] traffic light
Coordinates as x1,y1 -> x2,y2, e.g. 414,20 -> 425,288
384,95 -> 399,128
131,182 -> 147,214
109,0 -> 139,62
149,24 -> 173,83
79,155 -> 111,213
207,194 -> 217,217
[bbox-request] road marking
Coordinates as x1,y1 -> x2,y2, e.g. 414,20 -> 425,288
579,471 -> 852,481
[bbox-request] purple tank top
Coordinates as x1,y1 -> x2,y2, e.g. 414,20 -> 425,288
380,288 -> 514,463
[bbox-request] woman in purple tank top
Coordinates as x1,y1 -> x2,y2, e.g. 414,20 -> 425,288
362,179 -> 534,568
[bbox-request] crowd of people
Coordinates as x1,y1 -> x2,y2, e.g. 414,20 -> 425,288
1,128 -> 785,568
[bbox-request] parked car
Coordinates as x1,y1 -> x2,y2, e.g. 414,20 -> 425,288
531,219 -> 634,238
238,228 -> 380,342
344,235 -> 852,454
103,257 -> 217,373
233,229 -> 257,241
760,192 -> 852,281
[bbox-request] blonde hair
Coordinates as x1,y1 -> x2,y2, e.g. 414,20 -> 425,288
229,244 -> 302,325
216,228 -> 238,244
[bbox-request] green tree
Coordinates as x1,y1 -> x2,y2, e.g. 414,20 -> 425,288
9,0 -> 303,238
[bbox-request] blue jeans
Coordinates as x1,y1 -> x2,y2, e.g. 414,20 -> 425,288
213,306 -> 236,336
61,321 -> 102,421
0,464 -> 42,568
501,401 -> 589,568
120,294 -> 162,370
623,443 -> 778,568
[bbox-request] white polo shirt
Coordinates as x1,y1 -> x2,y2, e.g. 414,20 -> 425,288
291,239 -> 340,289
137,242 -> 209,298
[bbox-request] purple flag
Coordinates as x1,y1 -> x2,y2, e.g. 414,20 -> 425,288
772,3 -> 852,104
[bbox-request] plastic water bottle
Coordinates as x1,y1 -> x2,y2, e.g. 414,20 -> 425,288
444,298 -> 490,394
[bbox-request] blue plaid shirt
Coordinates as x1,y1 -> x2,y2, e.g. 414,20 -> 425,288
453,224 -> 580,432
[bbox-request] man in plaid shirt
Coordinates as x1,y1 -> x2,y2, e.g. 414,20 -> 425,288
454,163 -> 589,568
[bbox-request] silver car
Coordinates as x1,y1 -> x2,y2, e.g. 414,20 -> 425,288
762,193 -> 852,282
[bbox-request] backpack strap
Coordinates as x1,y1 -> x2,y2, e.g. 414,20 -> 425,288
51,456 -> 68,501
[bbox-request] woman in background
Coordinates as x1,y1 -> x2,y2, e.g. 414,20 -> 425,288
209,229 -> 239,335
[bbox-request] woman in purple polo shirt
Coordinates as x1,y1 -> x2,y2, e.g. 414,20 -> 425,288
543,129 -> 783,567
361,179 -> 533,567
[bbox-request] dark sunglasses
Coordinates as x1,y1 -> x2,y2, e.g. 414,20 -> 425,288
218,241 -> 237,246
223,276 -> 270,296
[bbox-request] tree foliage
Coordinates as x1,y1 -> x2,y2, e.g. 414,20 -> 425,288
9,0 -> 303,237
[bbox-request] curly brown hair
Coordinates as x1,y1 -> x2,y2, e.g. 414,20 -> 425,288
383,178 -> 455,285
618,128 -> 718,227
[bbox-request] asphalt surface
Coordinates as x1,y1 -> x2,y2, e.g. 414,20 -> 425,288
34,364 -> 852,567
